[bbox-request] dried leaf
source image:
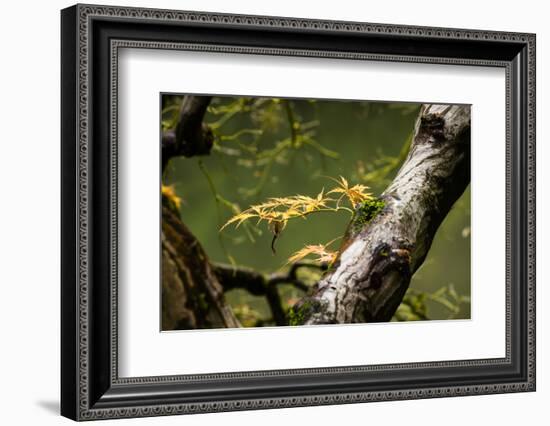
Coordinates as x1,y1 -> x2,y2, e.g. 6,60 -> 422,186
327,175 -> 373,205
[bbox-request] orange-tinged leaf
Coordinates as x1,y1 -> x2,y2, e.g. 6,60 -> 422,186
288,244 -> 337,264
327,176 -> 372,205
161,185 -> 182,210
220,211 -> 257,230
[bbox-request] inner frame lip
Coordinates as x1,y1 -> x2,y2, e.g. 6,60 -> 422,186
110,41 -> 511,384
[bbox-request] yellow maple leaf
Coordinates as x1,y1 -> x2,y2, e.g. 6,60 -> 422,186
219,211 -> 258,230
327,176 -> 373,206
288,244 -> 337,264
161,185 -> 182,210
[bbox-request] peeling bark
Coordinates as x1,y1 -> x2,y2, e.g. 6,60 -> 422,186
295,104 -> 471,325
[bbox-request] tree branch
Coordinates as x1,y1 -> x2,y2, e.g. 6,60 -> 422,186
212,262 -> 321,325
162,95 -> 214,170
295,104 -> 471,324
213,262 -> 320,293
212,263 -> 267,296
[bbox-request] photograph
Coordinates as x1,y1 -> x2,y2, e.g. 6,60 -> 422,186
160,95 -> 471,331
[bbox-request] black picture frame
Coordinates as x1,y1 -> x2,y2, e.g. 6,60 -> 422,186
61,4 -> 536,421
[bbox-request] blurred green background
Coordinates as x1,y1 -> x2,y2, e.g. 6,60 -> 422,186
162,96 -> 471,325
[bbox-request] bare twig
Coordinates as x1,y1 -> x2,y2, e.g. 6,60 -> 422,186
212,262 -> 324,325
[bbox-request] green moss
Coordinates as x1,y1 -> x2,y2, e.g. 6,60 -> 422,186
287,300 -> 316,326
351,198 -> 386,232
198,293 -> 209,312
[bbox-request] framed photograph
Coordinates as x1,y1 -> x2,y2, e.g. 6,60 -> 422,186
61,4 -> 536,421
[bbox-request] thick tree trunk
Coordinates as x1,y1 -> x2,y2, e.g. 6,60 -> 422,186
293,104 -> 471,325
161,198 -> 240,330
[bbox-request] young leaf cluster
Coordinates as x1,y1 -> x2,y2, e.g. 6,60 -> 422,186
222,176 -> 372,232
221,176 -> 376,264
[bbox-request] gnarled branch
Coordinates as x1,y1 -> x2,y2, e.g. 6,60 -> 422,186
162,95 -> 213,171
212,262 -> 322,325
